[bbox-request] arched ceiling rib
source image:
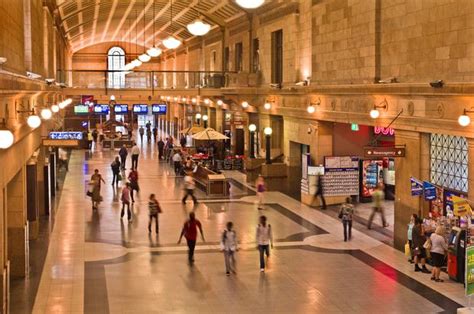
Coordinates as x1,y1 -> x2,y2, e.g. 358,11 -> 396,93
55,0 -> 251,53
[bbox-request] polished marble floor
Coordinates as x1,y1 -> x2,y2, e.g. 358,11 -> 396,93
29,141 -> 469,313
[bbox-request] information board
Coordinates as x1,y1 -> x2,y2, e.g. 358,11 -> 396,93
133,104 -> 149,115
49,132 -> 83,140
93,104 -> 109,115
74,105 -> 89,115
114,104 -> 128,114
152,104 -> 167,115
322,156 -> 360,196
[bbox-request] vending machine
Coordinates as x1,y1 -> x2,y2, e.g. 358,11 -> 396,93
447,227 -> 466,283
360,159 -> 383,202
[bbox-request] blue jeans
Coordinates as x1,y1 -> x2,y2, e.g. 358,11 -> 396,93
259,245 -> 270,269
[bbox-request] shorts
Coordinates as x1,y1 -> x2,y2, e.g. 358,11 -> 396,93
431,252 -> 445,267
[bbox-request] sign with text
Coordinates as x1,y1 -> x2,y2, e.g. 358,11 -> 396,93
133,104 -> 149,115
74,105 -> 89,115
364,146 -> 405,158
452,195 -> 472,216
43,139 -> 80,147
410,177 -> 423,196
423,181 -> 437,201
49,132 -> 83,140
114,104 -> 128,114
466,246 -> 474,296
93,104 -> 109,115
152,104 -> 167,115
81,95 -> 94,104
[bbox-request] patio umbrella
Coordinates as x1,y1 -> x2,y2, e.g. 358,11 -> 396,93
192,128 -> 229,140
179,126 -> 205,135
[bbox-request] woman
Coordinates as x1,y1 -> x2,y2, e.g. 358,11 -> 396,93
256,175 -> 266,210
407,214 -> 417,263
121,183 -> 132,222
221,221 -> 238,276
148,194 -> 162,233
110,156 -> 121,187
430,225 -> 448,282
412,217 -> 430,273
90,169 -> 105,210
256,215 -> 273,272
128,168 -> 140,203
339,197 -> 354,241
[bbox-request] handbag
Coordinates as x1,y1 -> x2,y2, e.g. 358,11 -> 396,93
404,242 -> 411,257
86,190 -> 93,197
117,173 -> 122,181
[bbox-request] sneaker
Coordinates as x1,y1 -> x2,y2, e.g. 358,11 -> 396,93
260,268 -> 265,272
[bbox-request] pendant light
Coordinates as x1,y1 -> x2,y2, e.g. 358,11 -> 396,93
147,0 -> 162,57
236,0 -> 265,9
163,0 -> 181,49
138,0 -> 151,63
187,3 -> 210,36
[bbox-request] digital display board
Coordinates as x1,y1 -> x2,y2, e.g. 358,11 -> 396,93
49,132 -> 83,140
152,104 -> 167,115
114,104 -> 128,114
133,104 -> 149,115
74,105 -> 89,114
94,104 -> 110,115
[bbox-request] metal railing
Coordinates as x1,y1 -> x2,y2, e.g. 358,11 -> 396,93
57,70 -> 235,92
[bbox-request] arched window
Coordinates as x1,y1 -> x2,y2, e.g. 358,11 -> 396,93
107,46 -> 125,89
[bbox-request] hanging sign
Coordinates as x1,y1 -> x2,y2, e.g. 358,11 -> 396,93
452,195 -> 472,217
152,104 -> 167,115
410,177 -> 423,196
364,146 -> 405,158
466,246 -> 474,296
49,132 -> 83,140
423,181 -> 437,201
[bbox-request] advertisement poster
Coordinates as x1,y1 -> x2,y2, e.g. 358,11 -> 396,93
361,160 -> 383,198
453,195 -> 473,217
423,181 -> 437,201
466,246 -> 474,296
410,177 -> 423,196
444,189 -> 467,217
430,185 -> 444,217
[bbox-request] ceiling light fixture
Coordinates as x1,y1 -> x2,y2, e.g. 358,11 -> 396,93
162,0 -> 181,49
147,1 -> 162,58
236,0 -> 265,9
139,53 -> 151,62
187,19 -> 211,36
132,59 -> 142,67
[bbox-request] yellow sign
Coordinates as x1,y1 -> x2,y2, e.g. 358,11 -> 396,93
453,195 -> 472,216
42,139 -> 80,147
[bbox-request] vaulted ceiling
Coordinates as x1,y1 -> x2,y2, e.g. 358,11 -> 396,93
54,0 -> 252,53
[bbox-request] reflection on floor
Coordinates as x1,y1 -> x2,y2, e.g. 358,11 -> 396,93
27,142 -> 468,313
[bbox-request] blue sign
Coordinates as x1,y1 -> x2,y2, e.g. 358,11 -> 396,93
114,104 -> 128,114
49,132 -> 83,140
152,104 -> 167,115
410,177 -> 423,196
423,181 -> 437,201
94,104 -> 109,115
133,104 -> 149,115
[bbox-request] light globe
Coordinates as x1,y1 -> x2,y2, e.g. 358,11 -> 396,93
0,129 -> 14,149
236,0 -> 265,9
370,109 -> 380,119
27,115 -> 41,128
248,124 -> 257,132
459,114 -> 471,127
40,108 -> 52,120
264,127 -> 273,136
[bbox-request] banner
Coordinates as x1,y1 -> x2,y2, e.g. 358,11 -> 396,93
452,195 -> 472,217
410,177 -> 423,196
466,246 -> 474,296
423,181 -> 437,201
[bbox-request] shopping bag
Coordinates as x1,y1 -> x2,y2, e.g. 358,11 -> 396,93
117,174 -> 122,181
404,242 -> 411,257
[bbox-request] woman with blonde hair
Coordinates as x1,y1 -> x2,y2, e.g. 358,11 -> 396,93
429,225 -> 448,282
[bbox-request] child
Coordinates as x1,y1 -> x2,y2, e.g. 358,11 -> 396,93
221,222 -> 238,275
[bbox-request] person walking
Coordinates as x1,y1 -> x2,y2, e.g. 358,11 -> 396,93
221,222 -> 238,275
146,128 -> 152,143
58,147 -> 68,171
131,142 -> 140,170
178,212 -> 205,265
172,150 -> 182,175
157,138 -> 165,160
119,145 -> 128,170
407,214 -> 417,263
180,135 -> 186,148
120,183 -> 132,222
110,156 -> 121,187
139,126 -> 145,143
128,168 -> 140,203
152,126 -> 158,142
182,172 -> 198,205
90,169 -> 105,210
148,194 -> 162,234
87,131 -> 93,150
312,174 -> 327,209
256,175 -> 266,210
338,197 -> 354,241
368,183 -> 388,229
412,217 -> 430,273
430,225 -> 448,282
256,215 -> 273,272
92,129 -> 98,145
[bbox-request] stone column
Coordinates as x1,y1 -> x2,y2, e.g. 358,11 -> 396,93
6,168 -> 28,277
394,130 -> 423,250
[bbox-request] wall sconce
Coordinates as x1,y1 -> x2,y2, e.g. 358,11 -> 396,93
307,97 -> 321,114
264,99 -> 274,110
17,106 -> 41,129
40,108 -> 52,120
204,98 -> 210,105
241,101 -> 249,109
0,118 -> 14,149
51,104 -> 59,113
370,99 -> 388,119
217,99 -> 223,106
459,108 -> 474,127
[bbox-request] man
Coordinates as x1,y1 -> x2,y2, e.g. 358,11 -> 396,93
172,150 -> 182,175
146,121 -> 151,132
131,142 -> 140,170
180,135 -> 186,148
312,174 -> 327,209
157,138 -> 165,160
178,212 -> 205,264
139,126 -> 145,143
152,126 -> 158,142
256,215 -> 273,272
119,145 -> 128,170
368,183 -> 388,229
182,172 -> 198,205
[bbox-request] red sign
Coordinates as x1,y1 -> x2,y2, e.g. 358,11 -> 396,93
364,146 -> 405,158
81,95 -> 94,105
374,126 -> 395,136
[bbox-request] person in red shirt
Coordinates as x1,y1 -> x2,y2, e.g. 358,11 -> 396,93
178,212 -> 205,264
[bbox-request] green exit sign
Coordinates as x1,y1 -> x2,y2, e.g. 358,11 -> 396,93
351,123 -> 359,131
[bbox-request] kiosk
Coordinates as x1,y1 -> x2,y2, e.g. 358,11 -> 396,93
447,226 -> 466,283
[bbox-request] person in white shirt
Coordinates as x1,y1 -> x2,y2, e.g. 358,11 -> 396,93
256,215 -> 273,272
430,226 -> 448,282
172,151 -> 183,175
182,172 -> 198,205
58,147 -> 68,171
131,142 -> 140,170
221,222 -> 238,275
